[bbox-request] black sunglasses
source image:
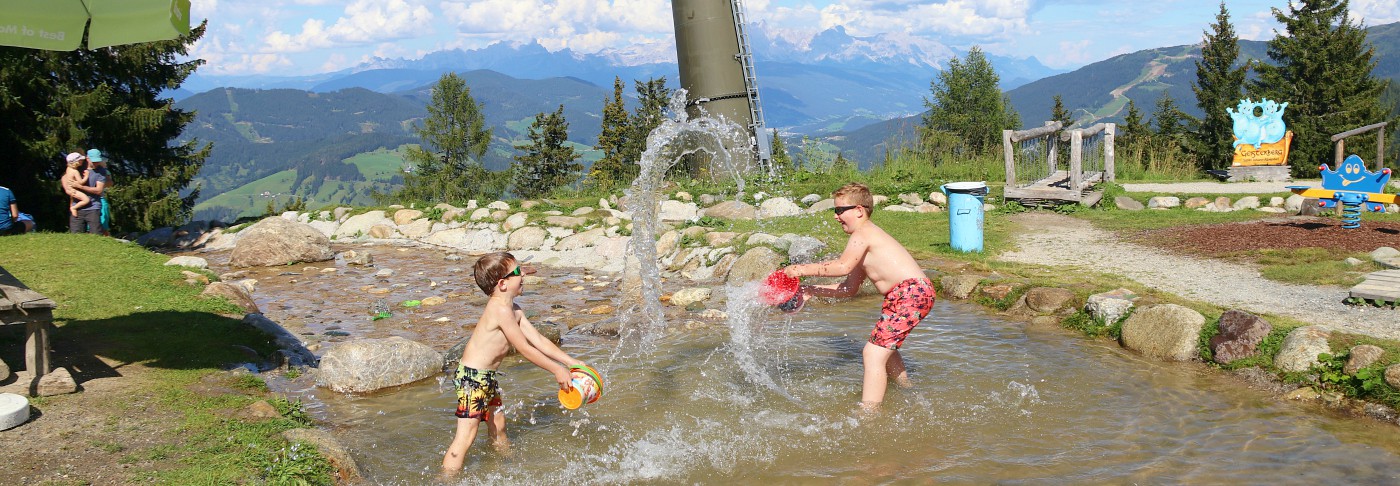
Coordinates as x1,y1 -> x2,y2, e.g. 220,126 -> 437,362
833,205 -> 862,216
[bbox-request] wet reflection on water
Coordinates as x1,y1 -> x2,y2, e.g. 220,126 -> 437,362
200,244 -> 1400,484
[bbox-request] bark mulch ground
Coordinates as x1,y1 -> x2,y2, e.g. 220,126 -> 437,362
1134,216 -> 1400,257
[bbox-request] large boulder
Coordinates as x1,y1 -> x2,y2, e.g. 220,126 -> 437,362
1120,304 -> 1206,362
658,200 -> 699,222
507,226 -> 548,251
757,197 -> 802,219
281,428 -> 363,483
334,210 -> 389,239
1084,288 -> 1137,325
726,246 -> 783,284
702,200 -> 757,220
317,337 -> 442,393
1209,310 -> 1272,364
1024,287 -> 1075,313
940,275 -> 982,300
1274,326 -> 1332,373
229,217 -> 333,267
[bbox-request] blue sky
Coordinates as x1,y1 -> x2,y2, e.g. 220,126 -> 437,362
188,0 -> 1400,76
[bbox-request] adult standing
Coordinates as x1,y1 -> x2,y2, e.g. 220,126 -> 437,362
67,152 -> 105,234
87,148 -> 113,235
0,184 -> 34,235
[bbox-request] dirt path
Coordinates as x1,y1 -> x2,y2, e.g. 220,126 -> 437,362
996,212 -> 1400,340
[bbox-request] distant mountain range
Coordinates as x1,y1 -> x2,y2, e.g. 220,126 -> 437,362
827,20 -> 1400,165
177,21 -> 1400,219
178,24 -> 1061,134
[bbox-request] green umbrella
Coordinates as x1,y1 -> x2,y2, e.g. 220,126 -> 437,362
0,0 -> 192,51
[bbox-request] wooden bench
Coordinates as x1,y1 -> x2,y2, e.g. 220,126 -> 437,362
0,265 -> 56,380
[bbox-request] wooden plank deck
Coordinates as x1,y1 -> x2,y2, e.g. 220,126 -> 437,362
1350,269 -> 1400,304
1005,170 -> 1105,205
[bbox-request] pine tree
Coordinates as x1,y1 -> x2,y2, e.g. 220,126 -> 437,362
0,23 -> 211,232
1122,99 -> 1149,149
1151,92 -> 1189,149
587,77 -> 632,193
625,77 -> 671,168
1193,2 -> 1249,171
922,46 -> 1020,153
512,105 -> 582,199
1050,95 -> 1074,129
768,130 -> 794,176
831,152 -> 853,175
397,72 -> 494,203
1249,0 -> 1392,176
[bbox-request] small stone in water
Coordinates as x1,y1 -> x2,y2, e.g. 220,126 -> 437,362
325,330 -> 350,337
571,286 -> 585,291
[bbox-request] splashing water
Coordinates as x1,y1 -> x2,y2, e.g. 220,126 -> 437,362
616,90 -> 756,354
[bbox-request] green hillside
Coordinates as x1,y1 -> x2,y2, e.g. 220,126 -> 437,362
194,147 -> 409,222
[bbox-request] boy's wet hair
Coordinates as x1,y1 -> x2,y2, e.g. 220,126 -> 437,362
833,182 -> 875,212
473,251 -> 517,295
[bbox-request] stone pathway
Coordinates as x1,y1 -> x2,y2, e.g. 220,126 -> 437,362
996,212 -> 1400,341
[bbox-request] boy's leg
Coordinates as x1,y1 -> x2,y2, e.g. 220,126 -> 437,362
861,342 -> 896,409
887,350 -> 911,387
442,417 -> 481,473
485,407 -> 510,450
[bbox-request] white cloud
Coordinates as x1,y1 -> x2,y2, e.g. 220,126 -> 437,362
262,0 -> 435,53
1352,0 -> 1400,25
440,0 -> 671,49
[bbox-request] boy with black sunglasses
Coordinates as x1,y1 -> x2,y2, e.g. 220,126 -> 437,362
442,251 -> 591,477
780,182 -> 935,412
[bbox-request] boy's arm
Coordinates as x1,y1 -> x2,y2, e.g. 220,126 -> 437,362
517,310 -> 583,367
783,233 -> 868,278
801,267 -> 866,298
497,308 -> 573,389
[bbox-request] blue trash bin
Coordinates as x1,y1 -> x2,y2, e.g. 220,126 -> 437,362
941,182 -> 987,253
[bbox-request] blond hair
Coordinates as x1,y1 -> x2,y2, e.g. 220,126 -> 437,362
832,182 -> 874,212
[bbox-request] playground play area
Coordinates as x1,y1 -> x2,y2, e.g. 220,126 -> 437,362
1134,216 -> 1400,256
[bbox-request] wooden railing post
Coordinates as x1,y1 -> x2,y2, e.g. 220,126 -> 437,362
1045,121 -> 1058,175
1070,129 -> 1083,191
1104,123 -> 1116,182
1003,129 -> 1015,188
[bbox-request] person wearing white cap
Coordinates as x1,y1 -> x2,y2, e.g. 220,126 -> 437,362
66,152 -> 106,234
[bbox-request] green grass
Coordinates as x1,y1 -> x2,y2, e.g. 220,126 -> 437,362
0,233 -> 333,484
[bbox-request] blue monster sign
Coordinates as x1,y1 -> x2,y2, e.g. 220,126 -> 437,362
1227,98 -> 1288,150
1288,154 -> 1397,228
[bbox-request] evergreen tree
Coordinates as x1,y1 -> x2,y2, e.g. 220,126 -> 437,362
768,130 -> 794,176
1193,2 -> 1249,171
587,77 -> 632,193
625,77 -> 671,167
831,152 -> 853,175
1151,92 -> 1190,149
397,72 -> 494,203
1050,95 -> 1074,129
1122,99 -> 1149,149
1249,0 -> 1392,176
512,105 -> 581,199
0,23 -> 210,232
922,46 -> 1020,153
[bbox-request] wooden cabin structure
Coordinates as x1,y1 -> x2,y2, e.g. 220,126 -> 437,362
1003,122 -> 1116,207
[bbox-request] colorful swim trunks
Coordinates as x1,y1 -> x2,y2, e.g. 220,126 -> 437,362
453,364 -> 502,421
870,278 -> 936,350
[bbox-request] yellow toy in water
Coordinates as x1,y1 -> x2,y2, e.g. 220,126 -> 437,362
558,364 -> 604,409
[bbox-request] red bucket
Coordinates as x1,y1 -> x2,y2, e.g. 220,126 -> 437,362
760,271 -> 805,313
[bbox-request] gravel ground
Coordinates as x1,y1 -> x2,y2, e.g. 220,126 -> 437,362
1121,180 -> 1400,194
1120,180 -> 1318,194
997,212 -> 1400,341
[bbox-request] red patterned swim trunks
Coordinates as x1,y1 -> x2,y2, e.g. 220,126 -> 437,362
869,278 -> 935,350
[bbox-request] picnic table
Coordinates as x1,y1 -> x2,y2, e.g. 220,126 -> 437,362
0,265 -> 56,380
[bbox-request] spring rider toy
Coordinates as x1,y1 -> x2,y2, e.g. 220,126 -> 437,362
1286,154 -> 1396,228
